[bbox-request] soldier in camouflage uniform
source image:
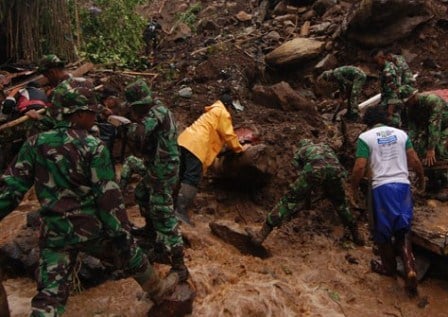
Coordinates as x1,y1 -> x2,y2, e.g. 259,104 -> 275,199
391,54 -> 416,87
320,66 -> 366,120
247,139 -> 364,246
124,79 -> 189,282
404,90 -> 448,199
0,78 -> 178,317
374,51 -> 416,127
38,55 -> 71,97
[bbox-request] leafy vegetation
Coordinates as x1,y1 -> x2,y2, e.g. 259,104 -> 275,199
176,3 -> 202,32
69,0 -> 148,68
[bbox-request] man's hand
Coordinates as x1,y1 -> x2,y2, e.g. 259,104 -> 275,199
423,148 -> 436,166
25,109 -> 43,120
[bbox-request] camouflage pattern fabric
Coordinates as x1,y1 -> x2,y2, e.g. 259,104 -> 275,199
266,140 -> 355,230
380,61 -> 404,127
119,155 -> 146,190
124,79 -> 153,107
126,102 -> 183,250
38,54 -> 65,73
0,89 -> 149,316
407,93 -> 448,159
50,77 -> 100,121
331,66 -> 366,117
391,54 -> 415,87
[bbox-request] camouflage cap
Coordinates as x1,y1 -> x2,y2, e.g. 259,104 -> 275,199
124,79 -> 153,107
38,54 -> 65,73
51,77 -> 100,121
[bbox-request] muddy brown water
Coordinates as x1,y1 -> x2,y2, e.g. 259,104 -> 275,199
2,197 -> 448,316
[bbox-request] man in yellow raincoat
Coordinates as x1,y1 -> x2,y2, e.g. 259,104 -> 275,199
176,94 -> 249,224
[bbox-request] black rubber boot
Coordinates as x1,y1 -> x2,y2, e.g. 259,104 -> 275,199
170,245 -> 189,282
175,183 -> 198,226
370,242 -> 397,276
245,222 -> 273,246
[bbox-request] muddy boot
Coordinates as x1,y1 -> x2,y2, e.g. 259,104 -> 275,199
245,222 -> 273,246
397,232 -> 418,296
170,246 -> 189,282
370,242 -> 397,276
134,265 -> 179,304
175,183 -> 197,226
348,223 -> 365,246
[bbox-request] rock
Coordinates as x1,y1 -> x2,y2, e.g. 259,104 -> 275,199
148,283 -> 195,317
171,23 -> 192,42
312,0 -> 337,15
314,53 -> 338,72
197,19 -> 219,32
209,220 -> 270,258
309,22 -> 331,35
263,31 -> 281,42
302,9 -> 316,20
235,11 -> 252,22
345,0 -> 432,47
274,14 -> 297,24
178,87 -> 193,98
265,37 -> 324,66
300,21 -> 311,36
252,81 -> 316,112
273,1 -> 288,15
283,20 -> 295,27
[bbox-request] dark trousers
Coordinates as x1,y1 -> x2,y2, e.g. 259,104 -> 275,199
179,146 -> 202,187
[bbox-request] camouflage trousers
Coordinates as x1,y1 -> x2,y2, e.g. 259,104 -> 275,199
267,167 -> 355,229
31,233 -> 148,317
134,161 -> 183,250
339,75 -> 366,116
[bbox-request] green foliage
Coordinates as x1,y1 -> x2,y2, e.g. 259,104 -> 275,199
176,3 -> 202,31
69,0 -> 148,68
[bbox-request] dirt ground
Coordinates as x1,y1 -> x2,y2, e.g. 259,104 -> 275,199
2,0 -> 448,316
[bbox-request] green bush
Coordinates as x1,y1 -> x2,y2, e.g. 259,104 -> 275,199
69,0 -> 147,68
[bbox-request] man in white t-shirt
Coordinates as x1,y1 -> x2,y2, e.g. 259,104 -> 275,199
351,106 -> 424,296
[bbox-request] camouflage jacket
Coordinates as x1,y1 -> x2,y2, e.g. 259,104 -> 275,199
127,102 -> 179,170
380,61 -> 401,104
0,120 -> 129,248
407,93 -> 448,156
391,54 -> 415,86
294,142 -> 344,175
332,66 -> 366,82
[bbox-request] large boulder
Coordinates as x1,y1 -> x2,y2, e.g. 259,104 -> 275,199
345,0 -> 433,47
252,81 -> 316,111
265,38 -> 324,66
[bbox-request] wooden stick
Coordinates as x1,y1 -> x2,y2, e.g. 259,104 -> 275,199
0,108 -> 46,131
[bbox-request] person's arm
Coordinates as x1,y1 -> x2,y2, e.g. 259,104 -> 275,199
426,96 -> 445,166
217,110 -> 243,153
351,137 -> 369,195
0,140 -> 35,220
406,147 -> 425,192
90,142 -> 131,232
351,158 -> 368,195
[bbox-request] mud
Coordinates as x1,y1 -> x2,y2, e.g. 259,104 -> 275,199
2,0 -> 448,316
